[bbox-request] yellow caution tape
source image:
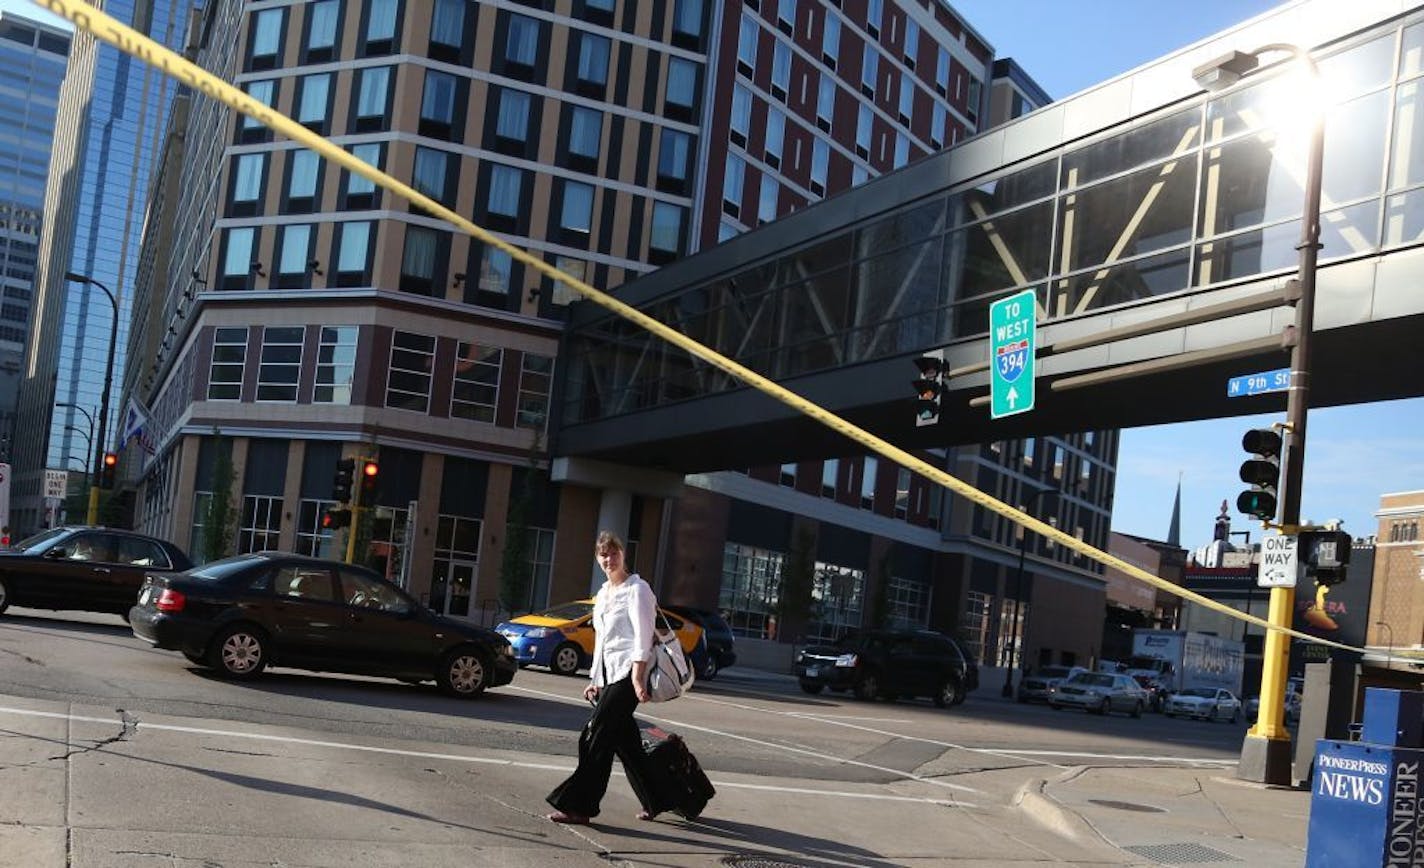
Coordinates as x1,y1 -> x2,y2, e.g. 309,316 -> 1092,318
37,0 -> 1393,661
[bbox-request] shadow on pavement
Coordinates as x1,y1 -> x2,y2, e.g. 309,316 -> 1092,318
613,815 -> 904,868
0,612 -> 175,659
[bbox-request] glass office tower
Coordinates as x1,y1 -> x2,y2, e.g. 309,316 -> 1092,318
11,0 -> 192,533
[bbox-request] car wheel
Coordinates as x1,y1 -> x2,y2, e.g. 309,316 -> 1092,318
209,625 -> 268,679
702,654 -> 719,681
799,680 -> 824,695
934,678 -> 963,709
439,647 -> 490,698
182,650 -> 208,667
1094,697 -> 1110,715
0,576 -> 9,615
1231,708 -> 1240,724
853,673 -> 880,701
550,642 -> 582,677
1132,701 -> 1143,719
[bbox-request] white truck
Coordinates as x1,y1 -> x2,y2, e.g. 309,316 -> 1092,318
1129,629 -> 1245,700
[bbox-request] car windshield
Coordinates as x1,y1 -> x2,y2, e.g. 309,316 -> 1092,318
1180,688 -> 1216,698
1069,673 -> 1115,688
14,527 -> 70,553
538,601 -> 593,621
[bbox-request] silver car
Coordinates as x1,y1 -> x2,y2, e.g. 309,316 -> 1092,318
1165,687 -> 1241,722
1050,672 -> 1148,717
1017,665 -> 1088,703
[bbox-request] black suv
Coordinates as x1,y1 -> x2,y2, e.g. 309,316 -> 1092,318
663,605 -> 736,679
0,526 -> 193,618
795,629 -> 978,707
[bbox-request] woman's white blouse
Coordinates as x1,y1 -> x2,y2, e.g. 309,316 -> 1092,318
589,574 -> 657,687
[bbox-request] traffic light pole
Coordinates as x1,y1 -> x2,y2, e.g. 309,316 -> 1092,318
1239,65 -> 1325,786
344,505 -> 361,565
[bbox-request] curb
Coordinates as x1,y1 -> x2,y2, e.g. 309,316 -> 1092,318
1013,768 -> 1117,853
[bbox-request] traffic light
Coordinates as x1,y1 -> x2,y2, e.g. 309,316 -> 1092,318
99,452 -> 118,489
1237,427 -> 1283,522
357,459 -> 379,507
912,350 -> 945,427
331,457 -> 355,503
1301,528 -> 1352,586
322,507 -> 352,530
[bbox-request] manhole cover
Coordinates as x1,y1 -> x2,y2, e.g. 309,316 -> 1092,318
721,858 -> 811,868
1123,843 -> 1239,864
1087,798 -> 1167,813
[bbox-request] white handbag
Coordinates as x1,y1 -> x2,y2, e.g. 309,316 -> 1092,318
646,613 -> 695,702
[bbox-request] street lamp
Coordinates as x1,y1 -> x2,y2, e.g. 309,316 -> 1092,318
1194,43 -> 1324,786
64,273 -> 118,526
64,425 -> 92,456
1001,485 -> 1058,697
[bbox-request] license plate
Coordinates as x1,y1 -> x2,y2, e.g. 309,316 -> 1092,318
806,666 -> 820,678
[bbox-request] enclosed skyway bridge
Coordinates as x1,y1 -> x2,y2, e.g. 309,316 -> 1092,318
556,1 -> 1424,474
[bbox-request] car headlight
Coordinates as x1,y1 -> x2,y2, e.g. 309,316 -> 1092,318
524,627 -> 557,639
835,653 -> 859,668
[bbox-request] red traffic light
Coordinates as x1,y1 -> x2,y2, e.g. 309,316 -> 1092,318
362,461 -> 378,477
103,452 -> 118,467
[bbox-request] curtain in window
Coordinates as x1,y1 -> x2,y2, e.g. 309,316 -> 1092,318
569,107 -> 601,157
489,166 -> 522,216
667,58 -> 695,107
243,80 -> 275,128
253,8 -> 282,55
421,71 -> 455,122
561,182 -> 594,232
367,0 -> 397,41
308,0 -> 338,49
357,67 -> 389,117
234,154 -> 263,201
496,90 -> 530,140
577,34 -> 610,84
289,149 -> 319,198
480,248 -> 512,293
299,74 -> 330,122
402,227 -> 437,279
659,129 -> 689,180
338,222 -> 371,272
674,0 -> 702,36
279,224 -> 312,274
224,228 -> 255,276
651,202 -> 682,252
431,0 -> 464,46
348,143 -> 380,194
506,15 -> 538,64
412,148 -> 447,198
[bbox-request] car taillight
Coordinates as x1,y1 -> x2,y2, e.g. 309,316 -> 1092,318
156,588 -> 186,613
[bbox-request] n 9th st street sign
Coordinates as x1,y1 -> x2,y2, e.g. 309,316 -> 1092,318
990,289 -> 1037,419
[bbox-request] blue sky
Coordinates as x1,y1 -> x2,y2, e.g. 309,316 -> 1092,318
952,0 -> 1424,546
0,0 -> 65,28
6,0 -> 1418,544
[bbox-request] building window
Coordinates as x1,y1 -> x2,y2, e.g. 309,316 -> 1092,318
336,221 -> 372,275
895,467 -> 911,519
866,0 -> 882,35
314,325 -> 357,404
811,139 -> 828,196
421,69 -> 457,124
232,153 -> 265,205
386,331 -> 436,413
257,326 -> 304,402
810,562 -> 863,642
295,498 -> 337,558
777,0 -> 795,32
903,18 -> 918,67
306,0 -> 339,53
723,155 -> 745,216
764,108 -> 785,168
560,181 -> 594,234
506,13 -> 539,66
779,463 -> 797,486
576,32 -> 611,87
298,73 -> 331,127
242,80 -> 276,132
817,73 -> 835,131
771,41 -> 790,100
412,146 -> 449,201
355,66 -> 391,123
959,590 -> 991,664
548,255 -> 584,306
936,48 -> 949,96
673,0 -> 703,39
730,85 -> 752,146
667,57 -> 696,111
365,0 -> 398,46
288,148 -> 320,201
400,225 -> 439,287
885,576 -> 930,629
860,456 -> 877,509
489,165 -> 523,218
823,13 -> 840,66
450,343 -> 501,423
207,327 -> 248,401
861,46 -> 877,97
250,7 -> 283,62
346,143 -> 382,197
932,103 -> 946,148
431,515 -> 480,616
650,202 -> 683,255
567,106 -> 602,163
276,223 -> 313,278
430,0 -> 465,48
479,246 -> 513,295
899,73 -> 914,124
525,528 -> 556,612
496,89 -> 531,142
221,227 -> 256,281
516,353 -> 553,429
894,132 -> 909,168
737,13 -> 757,73
967,76 -> 981,124
720,542 -> 784,639
658,128 -> 691,184
238,495 -> 283,554
758,175 -> 777,224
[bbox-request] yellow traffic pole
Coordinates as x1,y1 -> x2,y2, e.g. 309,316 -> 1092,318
1249,585 -> 1296,741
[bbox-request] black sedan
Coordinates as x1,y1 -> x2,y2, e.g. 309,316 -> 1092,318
0,526 -> 193,618
130,552 -> 517,698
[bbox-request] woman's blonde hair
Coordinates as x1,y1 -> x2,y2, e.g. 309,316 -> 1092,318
594,530 -> 625,556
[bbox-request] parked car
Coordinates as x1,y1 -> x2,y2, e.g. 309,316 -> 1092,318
495,599 -> 707,677
795,629 -> 979,708
1246,690 -> 1301,724
0,526 -> 193,618
1049,671 -> 1148,717
1166,687 -> 1242,722
663,605 -> 736,679
131,552 -> 517,697
1017,665 -> 1088,704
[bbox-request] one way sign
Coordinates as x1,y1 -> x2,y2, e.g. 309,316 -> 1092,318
1258,531 -> 1299,588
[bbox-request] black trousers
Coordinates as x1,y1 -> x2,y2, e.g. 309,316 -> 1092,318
547,675 -> 651,818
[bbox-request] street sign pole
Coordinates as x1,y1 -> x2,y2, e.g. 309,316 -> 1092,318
989,289 -> 1038,419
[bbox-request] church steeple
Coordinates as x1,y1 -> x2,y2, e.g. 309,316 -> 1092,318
1166,474 -> 1182,547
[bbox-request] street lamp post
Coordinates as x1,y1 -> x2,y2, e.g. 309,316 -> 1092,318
1002,486 -> 1057,698
64,274 -> 118,526
1193,43 -> 1324,786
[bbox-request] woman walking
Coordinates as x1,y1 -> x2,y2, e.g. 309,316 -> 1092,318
546,530 -> 657,824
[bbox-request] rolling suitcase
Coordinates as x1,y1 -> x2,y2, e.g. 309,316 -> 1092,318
629,724 -> 715,819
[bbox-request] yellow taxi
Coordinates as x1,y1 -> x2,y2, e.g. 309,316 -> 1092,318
495,599 -> 707,677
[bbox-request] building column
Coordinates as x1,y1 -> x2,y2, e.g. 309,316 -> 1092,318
592,488 -> 633,592
406,451 -> 442,603
277,440 -> 304,553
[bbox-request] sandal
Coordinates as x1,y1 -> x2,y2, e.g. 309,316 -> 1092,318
547,810 -> 591,825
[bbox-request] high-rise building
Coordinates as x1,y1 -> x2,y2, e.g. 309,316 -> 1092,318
11,0 -> 193,533
0,12 -> 69,465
